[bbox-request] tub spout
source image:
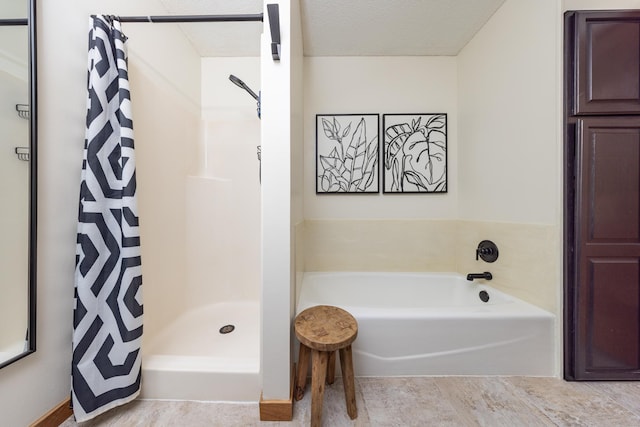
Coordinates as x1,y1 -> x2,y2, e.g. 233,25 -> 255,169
466,272 -> 492,281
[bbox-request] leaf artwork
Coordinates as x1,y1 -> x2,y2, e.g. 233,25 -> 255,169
316,115 -> 379,193
383,114 -> 447,193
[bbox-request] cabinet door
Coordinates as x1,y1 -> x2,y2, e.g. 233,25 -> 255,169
573,117 -> 640,379
573,11 -> 640,115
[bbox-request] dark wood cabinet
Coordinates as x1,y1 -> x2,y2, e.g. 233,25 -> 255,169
573,118 -> 640,379
566,11 -> 640,380
571,11 -> 640,115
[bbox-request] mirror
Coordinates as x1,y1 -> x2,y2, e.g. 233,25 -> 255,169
0,0 -> 36,369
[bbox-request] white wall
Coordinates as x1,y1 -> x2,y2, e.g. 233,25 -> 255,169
194,57 -> 261,304
304,56 -> 458,219
201,57 -> 260,124
0,1 -> 200,425
458,0 -> 559,225
261,0 -> 303,402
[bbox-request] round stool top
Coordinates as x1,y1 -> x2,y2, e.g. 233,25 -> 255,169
294,305 -> 358,352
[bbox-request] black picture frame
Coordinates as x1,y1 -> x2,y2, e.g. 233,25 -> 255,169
316,114 -> 379,194
382,113 -> 447,194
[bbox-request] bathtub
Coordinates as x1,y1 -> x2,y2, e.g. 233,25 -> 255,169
297,272 -> 555,376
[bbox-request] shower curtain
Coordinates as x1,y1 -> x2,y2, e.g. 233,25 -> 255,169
72,15 -> 143,422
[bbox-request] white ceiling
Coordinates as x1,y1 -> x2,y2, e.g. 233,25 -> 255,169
158,0 -> 506,57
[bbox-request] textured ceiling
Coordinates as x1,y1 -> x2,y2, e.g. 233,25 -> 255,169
157,0 -> 506,57
157,0 -> 264,57
301,0 -> 506,56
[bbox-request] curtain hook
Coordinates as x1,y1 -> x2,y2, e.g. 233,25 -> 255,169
147,15 -> 154,23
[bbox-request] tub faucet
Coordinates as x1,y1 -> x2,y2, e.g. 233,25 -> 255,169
466,272 -> 493,281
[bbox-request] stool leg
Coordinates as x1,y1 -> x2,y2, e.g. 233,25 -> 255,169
327,351 -> 336,385
339,345 -> 357,419
311,350 -> 329,427
295,343 -> 310,401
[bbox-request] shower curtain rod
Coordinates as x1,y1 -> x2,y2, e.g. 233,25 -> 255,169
0,18 -> 27,25
114,13 -> 263,23
112,4 -> 281,61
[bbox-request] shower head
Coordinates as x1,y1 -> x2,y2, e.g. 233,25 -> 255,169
229,74 -> 259,101
229,74 -> 244,87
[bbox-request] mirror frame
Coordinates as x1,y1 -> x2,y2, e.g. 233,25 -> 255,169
0,0 -> 37,369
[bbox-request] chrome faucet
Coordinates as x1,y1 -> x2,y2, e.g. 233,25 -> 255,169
466,272 -> 492,281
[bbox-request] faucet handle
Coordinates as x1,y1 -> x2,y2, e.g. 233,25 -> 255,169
476,240 -> 499,263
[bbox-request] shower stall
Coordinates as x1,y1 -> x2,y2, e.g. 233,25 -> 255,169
123,20 -> 263,401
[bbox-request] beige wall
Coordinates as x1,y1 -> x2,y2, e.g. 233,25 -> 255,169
303,220 -> 457,272
303,220 -> 558,314
455,221 -> 559,313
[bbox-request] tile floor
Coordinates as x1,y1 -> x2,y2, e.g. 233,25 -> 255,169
61,377 -> 640,426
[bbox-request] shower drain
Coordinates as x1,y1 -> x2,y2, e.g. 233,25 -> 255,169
219,324 -> 235,334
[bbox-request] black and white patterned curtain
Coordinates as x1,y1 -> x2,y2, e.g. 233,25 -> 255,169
72,15 -> 143,422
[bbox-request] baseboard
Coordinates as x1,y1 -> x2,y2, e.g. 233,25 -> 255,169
259,394 -> 293,421
259,364 -> 295,421
30,398 -> 73,427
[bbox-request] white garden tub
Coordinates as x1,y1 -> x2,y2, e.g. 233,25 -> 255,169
297,272 -> 555,376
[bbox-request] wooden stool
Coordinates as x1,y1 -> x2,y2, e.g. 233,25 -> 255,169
294,305 -> 358,427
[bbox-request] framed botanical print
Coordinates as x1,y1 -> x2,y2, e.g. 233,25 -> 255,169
316,114 -> 379,194
382,113 -> 447,193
